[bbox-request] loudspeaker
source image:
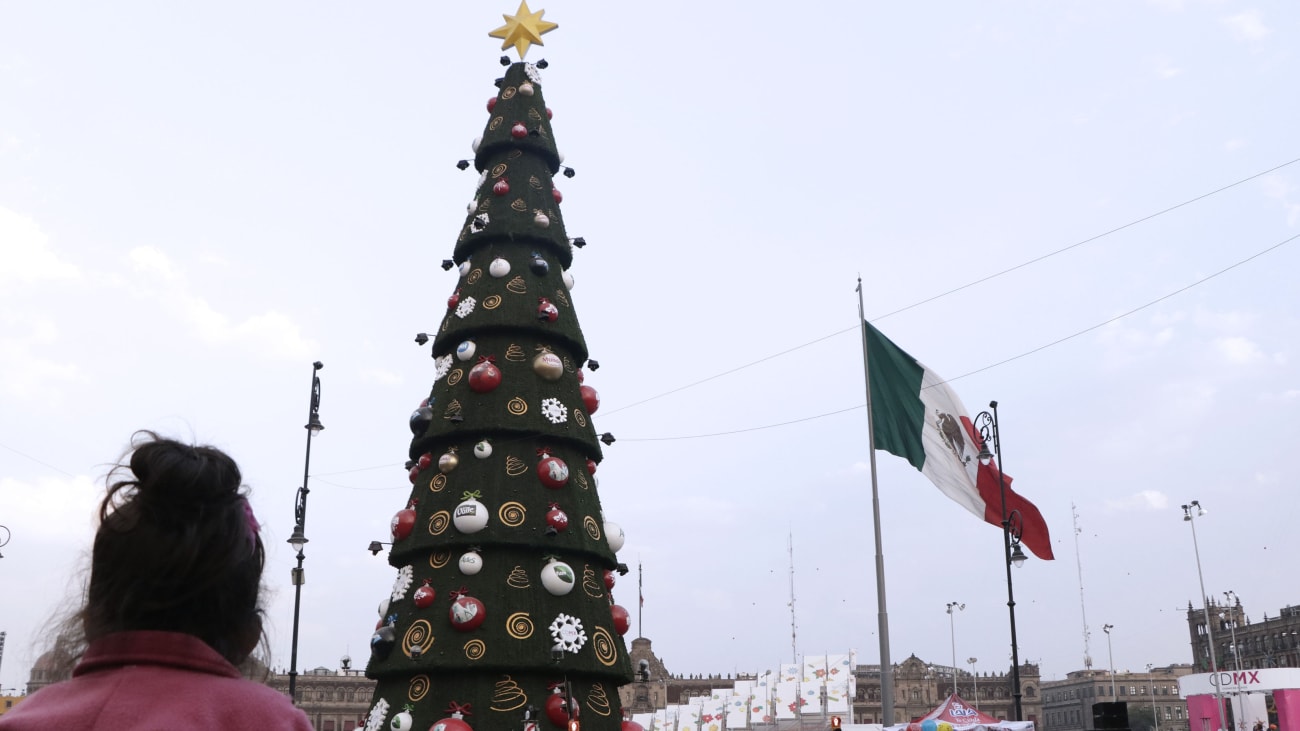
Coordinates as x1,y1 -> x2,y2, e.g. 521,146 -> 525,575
1093,701 -> 1129,730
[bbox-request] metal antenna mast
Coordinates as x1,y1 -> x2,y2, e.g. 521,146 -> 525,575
1073,504 -> 1093,669
788,531 -> 798,665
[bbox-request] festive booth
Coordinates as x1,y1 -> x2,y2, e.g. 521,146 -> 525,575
886,694 -> 1036,731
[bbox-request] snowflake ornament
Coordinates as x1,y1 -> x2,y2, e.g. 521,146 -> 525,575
471,212 -> 490,234
365,698 -> 392,731
525,62 -> 543,85
549,613 -> 587,653
540,397 -> 568,424
434,354 -> 453,381
391,565 -> 415,602
455,296 -> 477,319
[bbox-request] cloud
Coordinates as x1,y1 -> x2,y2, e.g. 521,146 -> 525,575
1259,173 -> 1300,225
0,314 -> 83,402
1,473 -> 102,542
1104,490 -> 1169,511
129,245 -> 182,281
1222,11 -> 1271,42
360,368 -> 404,386
0,207 -> 80,285
1225,139 -> 1246,152
1214,336 -> 1265,365
1150,56 -> 1183,79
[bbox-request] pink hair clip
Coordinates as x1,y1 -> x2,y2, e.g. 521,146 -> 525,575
240,497 -> 261,551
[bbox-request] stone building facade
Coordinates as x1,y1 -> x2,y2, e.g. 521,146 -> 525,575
1040,665 -> 1193,731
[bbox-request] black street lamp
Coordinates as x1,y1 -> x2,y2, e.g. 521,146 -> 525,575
973,401 -> 1027,722
287,360 -> 324,703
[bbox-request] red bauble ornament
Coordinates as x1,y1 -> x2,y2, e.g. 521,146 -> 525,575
551,187 -> 563,204
610,603 -> 630,635
413,579 -> 436,609
580,384 -> 600,414
546,107 -> 553,120
536,450 -> 570,489
487,97 -> 497,112
545,692 -> 580,729
431,711 -> 473,731
545,503 -> 569,534
468,356 -> 502,393
623,721 -> 646,731
493,178 -> 510,196
575,369 -> 584,384
511,122 -> 528,138
448,289 -> 461,309
391,500 -> 417,542
449,590 -> 486,632
603,569 -> 616,590
408,465 -> 420,483
417,452 -> 434,470
586,458 -> 597,475
537,297 -> 559,322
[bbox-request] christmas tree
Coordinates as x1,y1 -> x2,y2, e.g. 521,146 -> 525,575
363,6 -> 635,731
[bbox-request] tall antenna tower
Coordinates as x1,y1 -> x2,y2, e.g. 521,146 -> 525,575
1073,504 -> 1093,669
788,532 -> 798,665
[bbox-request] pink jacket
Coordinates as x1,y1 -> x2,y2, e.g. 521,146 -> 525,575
0,631 -> 312,730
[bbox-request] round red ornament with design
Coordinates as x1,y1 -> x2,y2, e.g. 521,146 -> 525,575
468,356 -> 502,393
603,569 -> 616,590
545,503 -> 569,534
551,187 -> 562,204
623,721 -> 646,731
447,289 -> 461,310
610,603 -> 630,635
537,297 -> 559,322
536,450 -> 570,489
431,708 -> 474,731
391,500 -> 417,542
511,122 -> 528,138
417,452 -> 434,470
580,384 -> 600,414
413,579 -> 436,609
487,97 -> 497,112
493,178 -> 510,196
586,458 -> 597,475
449,589 -> 486,632
545,691 -> 580,729
408,465 -> 420,483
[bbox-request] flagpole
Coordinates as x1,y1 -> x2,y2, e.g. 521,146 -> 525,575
638,559 -> 644,639
857,277 -> 894,724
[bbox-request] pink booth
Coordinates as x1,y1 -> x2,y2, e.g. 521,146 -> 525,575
1180,669 -> 1300,731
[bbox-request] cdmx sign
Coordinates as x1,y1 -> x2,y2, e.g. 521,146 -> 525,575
1209,671 -> 1263,687
1180,668 -> 1300,697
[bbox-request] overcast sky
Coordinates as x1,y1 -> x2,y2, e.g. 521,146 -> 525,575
3,1 -> 1299,696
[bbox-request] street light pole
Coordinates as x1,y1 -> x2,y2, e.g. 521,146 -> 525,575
287,361 -> 324,703
1103,624 -> 1117,697
947,602 -> 965,698
1223,592 -> 1242,673
974,401 -> 1027,722
1146,664 -> 1159,731
1182,500 -> 1227,731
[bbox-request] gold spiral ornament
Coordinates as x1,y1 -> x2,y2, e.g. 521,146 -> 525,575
429,473 -> 447,493
505,456 -> 528,476
506,612 -> 535,639
574,409 -> 587,428
490,675 -> 528,712
467,268 -> 483,284
554,289 -> 570,307
500,87 -> 516,100
428,510 -> 451,536
403,620 -> 435,658
510,198 -> 527,212
506,566 -> 531,589
507,398 -> 528,416
430,550 -> 451,569
447,369 -> 464,386
528,174 -> 543,188
573,473 -> 589,491
527,108 -> 543,122
504,344 -> 526,361
492,162 -> 509,177
478,198 -> 491,213
506,276 -> 527,294
408,675 -> 431,702
489,116 -> 503,131
464,638 -> 487,661
584,516 -> 601,541
563,357 -> 575,372
507,149 -> 522,159
591,627 -> 618,667
498,501 -> 526,527
483,294 -> 502,310
586,683 -> 612,716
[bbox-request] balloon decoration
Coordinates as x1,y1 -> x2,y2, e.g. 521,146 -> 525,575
391,500 -> 417,542
580,384 -> 600,414
545,686 -> 580,729
448,588 -> 486,632
545,503 -> 569,535
537,297 -> 559,322
610,603 -> 630,635
413,579 -> 437,609
468,356 -> 502,393
430,704 -> 474,731
536,449 -> 570,489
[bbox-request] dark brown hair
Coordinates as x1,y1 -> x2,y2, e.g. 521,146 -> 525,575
80,431 -> 265,665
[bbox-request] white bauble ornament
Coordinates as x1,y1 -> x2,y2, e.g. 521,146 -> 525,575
519,81 -> 535,96
540,558 -> 576,596
562,270 -> 574,290
605,521 -> 625,552
474,439 -> 493,459
459,261 -> 472,277
467,199 -> 475,213
392,708 -> 414,731
533,211 -> 550,228
453,497 -> 489,534
533,350 -> 564,381
456,340 -> 476,361
471,136 -> 481,152
459,551 -> 484,575
557,150 -> 565,163
378,597 -> 391,617
489,256 -> 511,278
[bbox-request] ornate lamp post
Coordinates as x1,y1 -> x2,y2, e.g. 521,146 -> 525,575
1103,624 -> 1117,697
1222,591 -> 1243,673
968,658 -> 979,709
974,401 -> 1028,721
1146,664 -> 1159,731
287,361 -> 324,703
947,602 -> 965,697
1182,500 -> 1227,731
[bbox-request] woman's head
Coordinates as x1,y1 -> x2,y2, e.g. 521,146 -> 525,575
82,431 -> 265,665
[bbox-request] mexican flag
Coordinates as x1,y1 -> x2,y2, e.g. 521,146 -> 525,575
865,321 -> 1054,560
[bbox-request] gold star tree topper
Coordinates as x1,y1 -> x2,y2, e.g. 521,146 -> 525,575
489,1 -> 558,59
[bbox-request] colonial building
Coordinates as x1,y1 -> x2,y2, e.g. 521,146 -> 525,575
1040,665 -> 1193,731
265,658 -> 374,731
1188,599 -> 1300,672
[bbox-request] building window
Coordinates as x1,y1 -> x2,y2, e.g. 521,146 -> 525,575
325,722 -> 336,731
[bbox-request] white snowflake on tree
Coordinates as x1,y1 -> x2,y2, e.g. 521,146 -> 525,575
548,613 -> 587,653
365,698 -> 391,731
540,397 -> 568,424
525,62 -> 543,85
391,565 -> 414,602
433,354 -> 453,381
455,296 -> 477,319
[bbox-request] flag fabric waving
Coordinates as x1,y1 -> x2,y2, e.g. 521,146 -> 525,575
865,321 -> 1054,560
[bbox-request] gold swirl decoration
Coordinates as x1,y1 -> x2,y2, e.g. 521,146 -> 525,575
498,501 -> 526,527
428,510 -> 451,536
506,566 -> 531,589
582,564 -> 604,599
489,116 -> 503,131
505,456 -> 528,476
574,409 -> 587,428
500,87 -> 516,100
507,398 -> 528,416
584,516 -> 601,541
409,674 -> 431,702
507,149 -> 522,159
429,550 -> 451,569
506,276 -> 527,294
510,198 -> 527,212
586,683 -> 612,717
491,163 -> 508,177
403,619 -> 435,658
573,473 -> 589,490
483,294 -> 502,310
504,344 -> 526,361
563,357 -> 575,372
506,611 -> 534,639
591,627 -> 618,667
554,289 -> 570,308
441,318 -> 450,332
467,268 -> 483,284
528,174 -> 543,188
490,675 -> 528,712
478,198 -> 491,213
447,369 -> 464,386
464,639 -> 486,661
429,473 -> 447,493
527,108 -> 543,122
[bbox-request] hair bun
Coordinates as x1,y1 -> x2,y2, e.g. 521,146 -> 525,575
127,433 -> 243,506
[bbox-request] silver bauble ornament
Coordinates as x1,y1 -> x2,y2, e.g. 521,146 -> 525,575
540,558 -> 576,596
489,256 -> 511,278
